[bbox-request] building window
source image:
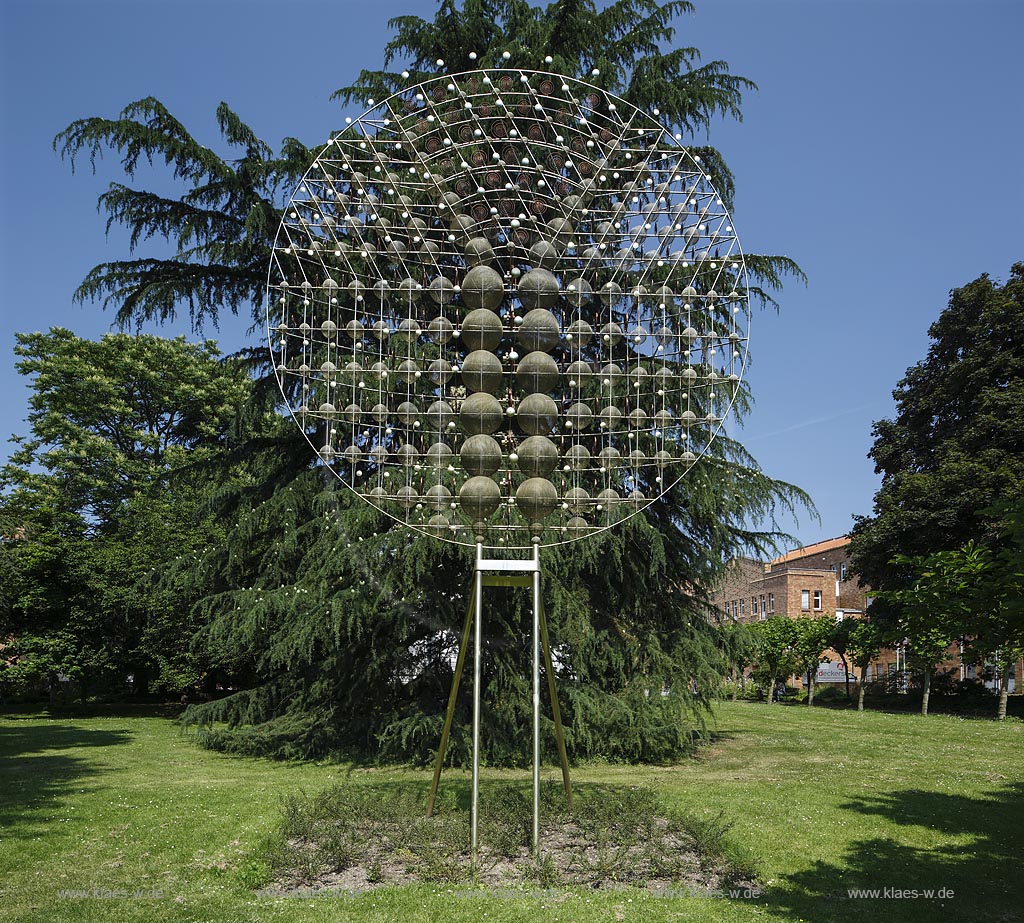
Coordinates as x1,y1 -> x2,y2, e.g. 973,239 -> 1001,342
866,595 -> 875,610
813,590 -> 823,611
739,599 -> 745,617
760,594 -> 766,615
752,596 -> 758,615
768,592 -> 775,613
801,589 -> 810,611
841,563 -> 848,580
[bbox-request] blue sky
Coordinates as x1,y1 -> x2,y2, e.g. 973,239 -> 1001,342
1,0 -> 1021,550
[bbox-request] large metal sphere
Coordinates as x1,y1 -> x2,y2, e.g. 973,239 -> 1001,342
461,350 -> 504,394
516,477 -> 558,529
516,393 -> 559,436
517,268 -> 560,309
460,392 -> 504,435
460,475 -> 501,521
516,435 -> 559,478
460,309 -> 504,352
516,352 -> 559,393
461,265 -> 504,312
460,434 -> 502,476
517,309 -> 561,353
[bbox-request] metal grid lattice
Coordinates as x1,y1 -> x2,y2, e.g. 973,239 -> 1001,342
268,68 -> 750,550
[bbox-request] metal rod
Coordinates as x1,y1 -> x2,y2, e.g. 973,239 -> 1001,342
427,583 -> 477,817
471,543 -> 483,867
539,592 -> 573,808
532,543 -> 541,857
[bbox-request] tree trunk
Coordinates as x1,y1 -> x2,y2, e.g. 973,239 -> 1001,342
807,675 -> 816,706
768,671 -> 777,705
857,674 -> 866,712
997,661 -> 1009,721
840,655 -> 851,700
132,666 -> 150,697
921,670 -> 931,716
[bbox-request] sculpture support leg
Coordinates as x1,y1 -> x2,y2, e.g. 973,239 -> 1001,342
539,594 -> 573,808
426,583 -> 477,817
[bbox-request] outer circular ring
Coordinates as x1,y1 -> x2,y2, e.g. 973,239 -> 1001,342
267,68 -> 751,549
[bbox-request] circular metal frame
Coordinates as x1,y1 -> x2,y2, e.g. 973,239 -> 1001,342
267,68 -> 750,550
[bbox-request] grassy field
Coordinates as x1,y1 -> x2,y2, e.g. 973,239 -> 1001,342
1,701 -> 1021,922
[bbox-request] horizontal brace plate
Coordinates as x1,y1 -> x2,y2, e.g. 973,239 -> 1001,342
481,575 -> 534,588
476,558 -> 540,573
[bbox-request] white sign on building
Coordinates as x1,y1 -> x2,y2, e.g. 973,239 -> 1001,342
814,661 -> 849,684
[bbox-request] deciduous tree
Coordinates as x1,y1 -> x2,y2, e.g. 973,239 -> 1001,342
843,618 -> 886,712
791,616 -> 833,706
0,330 -> 249,698
851,264 -> 1024,587
750,617 -> 797,704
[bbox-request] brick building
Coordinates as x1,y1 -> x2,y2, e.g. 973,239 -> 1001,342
711,537 -> 872,627
710,536 -> 1019,693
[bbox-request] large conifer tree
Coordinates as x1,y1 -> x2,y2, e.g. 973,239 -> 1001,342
54,0 -> 808,762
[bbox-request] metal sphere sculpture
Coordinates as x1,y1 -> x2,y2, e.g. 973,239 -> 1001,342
268,69 -> 750,550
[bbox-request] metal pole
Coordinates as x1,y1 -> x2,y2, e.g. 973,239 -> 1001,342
471,543 -> 483,867
532,543 -> 540,857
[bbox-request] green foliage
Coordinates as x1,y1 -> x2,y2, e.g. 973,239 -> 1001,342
178,452 -> 750,764
877,506 -> 1024,718
337,1 -> 750,144
790,616 -> 833,704
54,99 -> 311,332
851,263 -> 1024,714
851,263 -> 1024,587
877,547 -> 979,668
844,618 -> 885,674
963,502 -> 1024,662
748,616 -> 797,699
262,780 -> 749,889
873,546 -> 984,716
791,617 -> 832,676
0,330 -> 250,698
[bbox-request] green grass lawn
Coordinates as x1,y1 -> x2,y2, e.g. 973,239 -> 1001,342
1,701 -> 1021,922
